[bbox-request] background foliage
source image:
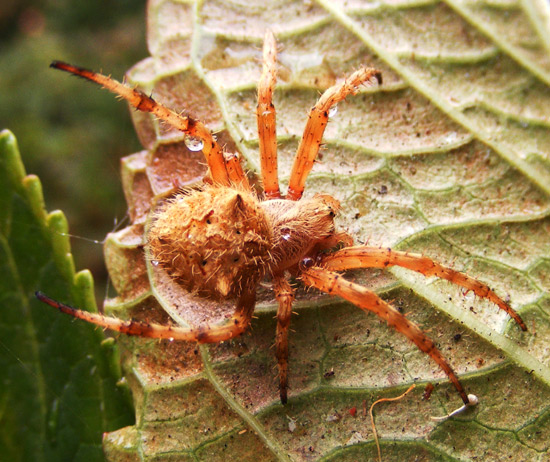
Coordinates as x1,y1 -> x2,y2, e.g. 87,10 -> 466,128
0,0 -> 147,296
0,2 -> 143,461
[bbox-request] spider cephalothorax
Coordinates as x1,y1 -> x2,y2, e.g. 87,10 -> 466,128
40,31 -> 527,407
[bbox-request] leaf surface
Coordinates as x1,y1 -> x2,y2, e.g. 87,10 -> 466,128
100,1 -> 550,460
102,0 -> 550,461
0,130 -> 133,462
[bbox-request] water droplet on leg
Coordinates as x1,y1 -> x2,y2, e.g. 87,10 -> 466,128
184,136 -> 204,152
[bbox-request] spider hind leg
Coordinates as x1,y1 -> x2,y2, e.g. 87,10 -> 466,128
50,61 -> 249,189
36,289 -> 256,344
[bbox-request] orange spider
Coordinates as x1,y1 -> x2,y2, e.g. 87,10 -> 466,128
38,31 -> 527,406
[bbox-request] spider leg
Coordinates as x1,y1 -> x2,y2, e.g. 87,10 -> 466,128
224,152 -> 251,189
256,30 -> 280,199
314,231 -> 354,251
300,266 -> 471,405
273,275 -> 295,404
36,287 -> 256,343
50,61 -> 249,188
286,67 -> 382,201
320,246 -> 527,331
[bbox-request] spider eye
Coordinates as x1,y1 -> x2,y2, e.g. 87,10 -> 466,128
300,257 -> 315,269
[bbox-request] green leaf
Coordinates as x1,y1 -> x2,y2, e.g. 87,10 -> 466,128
0,130 -> 133,462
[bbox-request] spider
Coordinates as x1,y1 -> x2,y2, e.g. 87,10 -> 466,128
38,31 -> 527,407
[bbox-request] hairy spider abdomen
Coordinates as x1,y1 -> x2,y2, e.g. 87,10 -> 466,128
146,186 -> 272,299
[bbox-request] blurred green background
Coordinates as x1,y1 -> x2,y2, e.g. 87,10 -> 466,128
0,0 -> 148,299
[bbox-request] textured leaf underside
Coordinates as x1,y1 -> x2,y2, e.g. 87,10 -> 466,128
36,0 -> 550,461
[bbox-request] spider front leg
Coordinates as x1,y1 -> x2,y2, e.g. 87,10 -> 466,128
286,67 -> 382,201
300,266 -> 471,405
256,30 -> 281,199
36,286 -> 256,343
320,246 -> 527,331
273,275 -> 295,404
50,62 -> 249,189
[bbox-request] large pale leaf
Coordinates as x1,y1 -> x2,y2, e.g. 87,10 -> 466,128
30,0 -> 550,461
